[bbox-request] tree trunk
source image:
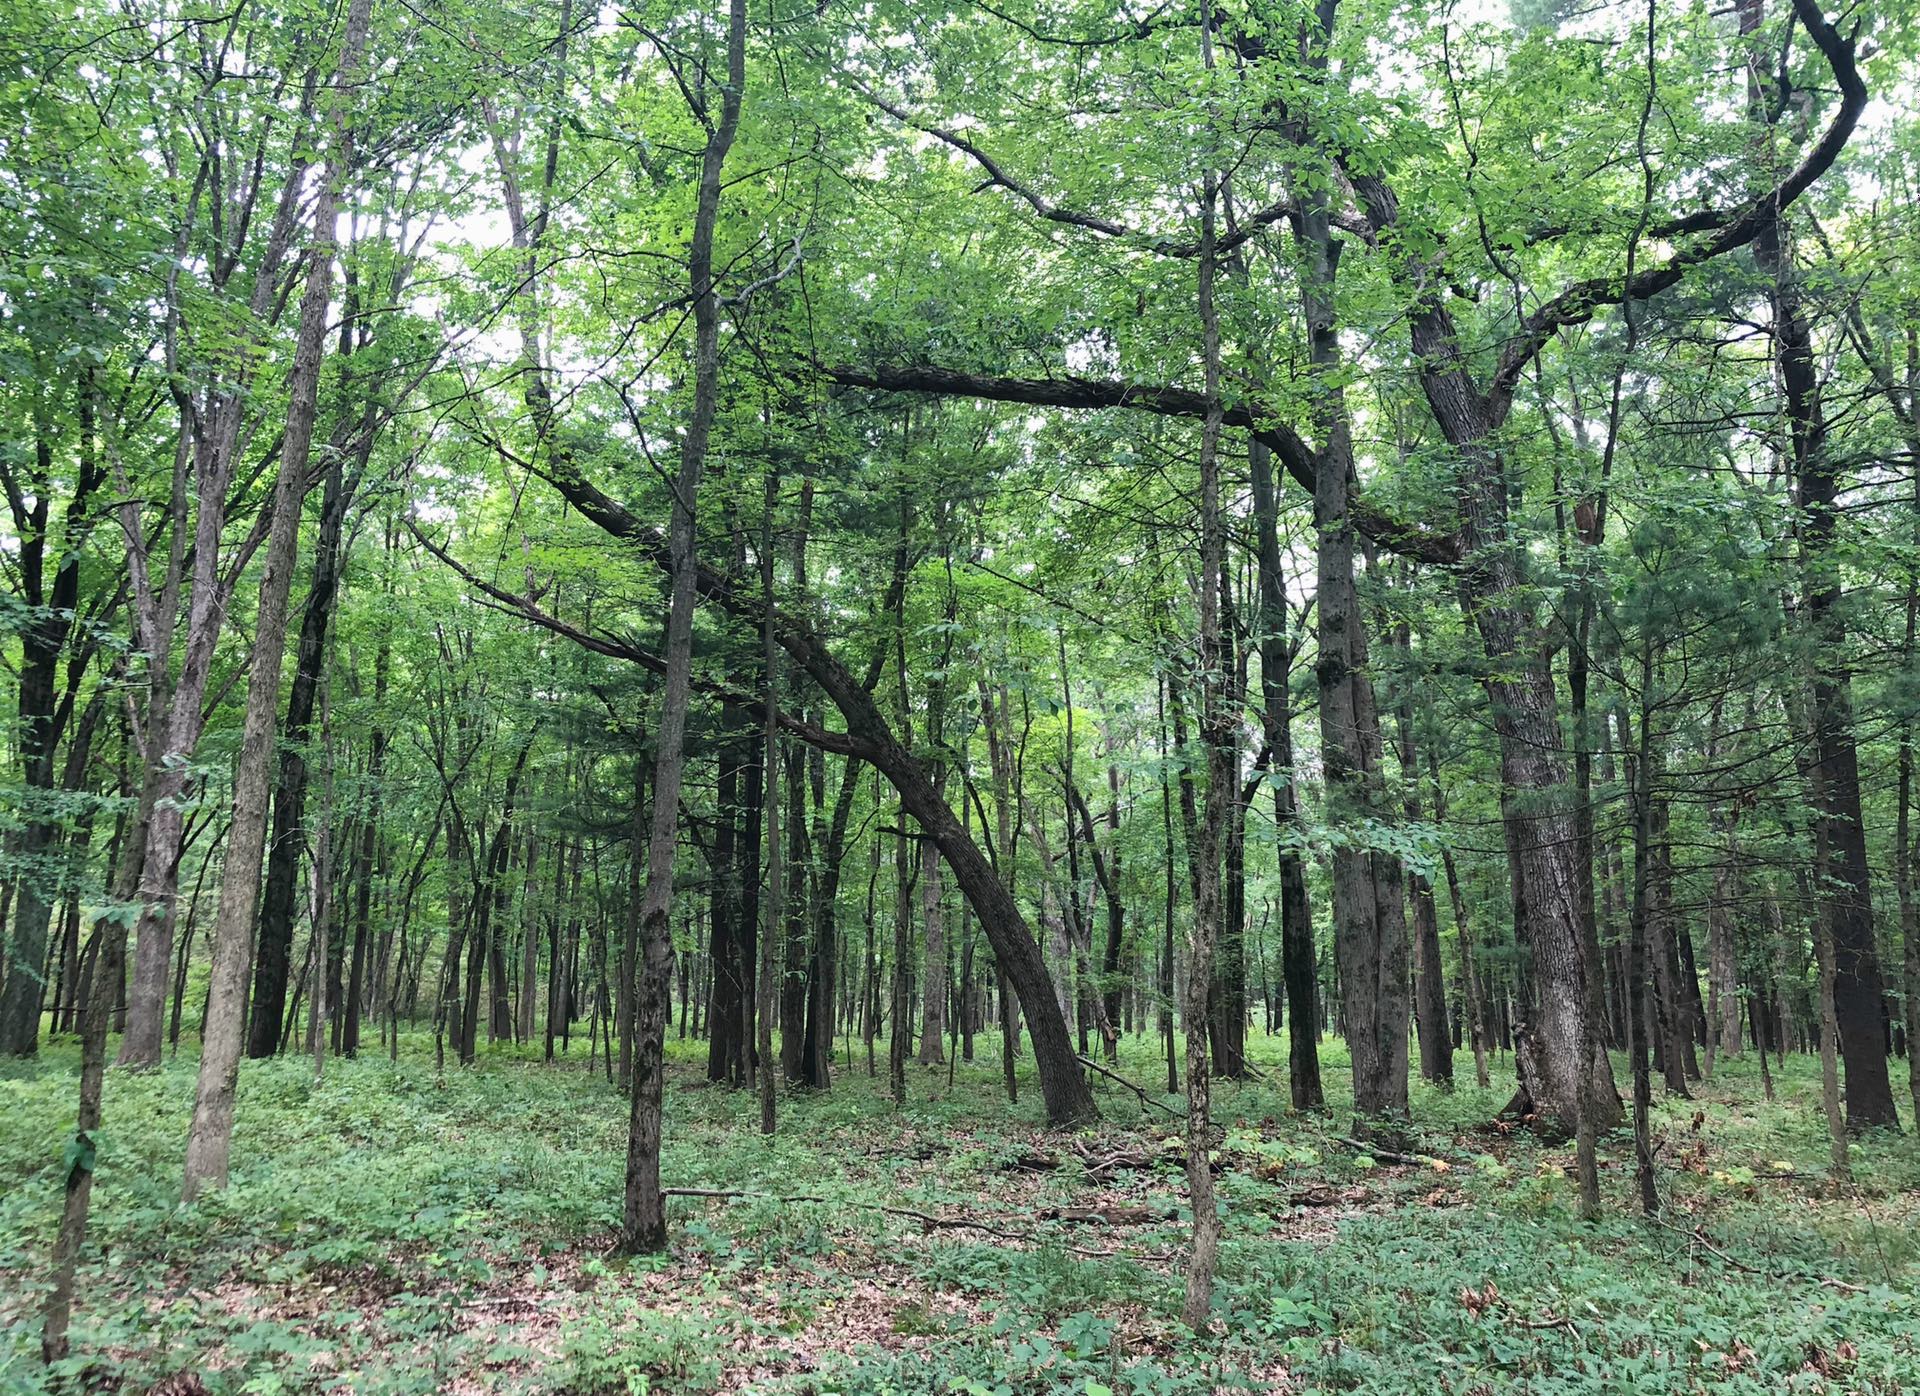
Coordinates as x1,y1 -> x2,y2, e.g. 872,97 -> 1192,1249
342,640 -> 388,1058
1346,168 -> 1622,1132
181,0 -> 371,1196
520,827 -> 542,1045
1249,438 -> 1321,1109
758,474 -> 784,1132
0,394 -> 102,1056
1736,0 -> 1893,1126
779,740 -> 810,1080
619,762 -> 644,1093
1392,616 -> 1452,1088
800,755 -> 858,1089
1301,155 -> 1409,1128
622,0 -> 746,1250
1180,128 -> 1228,1329
1623,700 -> 1659,1216
248,452 -> 355,1057
39,827 -> 139,1361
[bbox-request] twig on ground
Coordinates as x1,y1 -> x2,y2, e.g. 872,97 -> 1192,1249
1646,1216 -> 1866,1295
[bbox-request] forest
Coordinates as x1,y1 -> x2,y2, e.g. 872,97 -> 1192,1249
2,0 -> 1919,1389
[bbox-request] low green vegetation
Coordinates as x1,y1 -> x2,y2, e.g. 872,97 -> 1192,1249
3,1037 -> 1913,1394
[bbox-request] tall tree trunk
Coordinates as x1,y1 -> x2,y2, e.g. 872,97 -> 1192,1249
120,83 -> 324,1071
461,745 -> 532,1065
1158,676 -> 1180,1097
1899,575 -> 1920,1121
1740,0 -> 1894,1129
1249,439 -> 1321,1108
916,536 -> 957,1065
1391,613 -> 1452,1088
800,754 -> 857,1089
248,451 -> 355,1057
181,0 -> 372,1197
979,679 -> 1024,1103
619,762 -> 644,1093
779,741 -> 810,1079
519,827 -> 542,1045
1180,111 -> 1228,1328
306,676 -> 336,1082
342,637 -> 388,1058
1300,89 -> 1409,1127
1100,761 -> 1125,1063
1344,171 -> 1622,1131
1649,799 -> 1692,1098
758,465 -> 782,1133
621,0 -> 747,1251
1622,698 -> 1659,1216
707,738 -> 745,1082
0,390 -> 102,1056
889,828 -> 912,1104
1763,235 -> 1898,1127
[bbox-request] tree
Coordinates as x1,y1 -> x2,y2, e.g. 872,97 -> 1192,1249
183,0 -> 376,1199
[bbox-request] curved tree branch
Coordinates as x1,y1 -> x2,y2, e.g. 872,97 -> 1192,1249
823,362 -> 1460,565
1487,0 -> 1866,416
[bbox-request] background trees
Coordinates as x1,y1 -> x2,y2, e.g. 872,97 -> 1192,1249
5,0 -> 1920,1361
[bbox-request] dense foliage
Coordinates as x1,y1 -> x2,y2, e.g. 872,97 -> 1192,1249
3,0 -> 1919,1387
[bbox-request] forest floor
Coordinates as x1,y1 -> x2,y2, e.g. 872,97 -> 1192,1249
2,1032 -> 1917,1395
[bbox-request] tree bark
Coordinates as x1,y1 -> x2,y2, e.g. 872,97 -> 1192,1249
1180,116 -> 1228,1329
0,389 -> 103,1055
1758,205 -> 1898,1127
181,0 -> 372,1196
1300,97 -> 1409,1127
248,444 -> 356,1057
622,0 -> 747,1251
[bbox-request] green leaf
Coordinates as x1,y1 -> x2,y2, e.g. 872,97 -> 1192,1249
61,1129 -> 97,1186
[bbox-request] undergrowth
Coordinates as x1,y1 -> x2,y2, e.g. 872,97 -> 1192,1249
0,1032 -> 1913,1394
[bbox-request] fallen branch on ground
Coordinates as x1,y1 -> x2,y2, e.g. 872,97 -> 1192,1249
1333,1135 -> 1433,1167
1075,1054 -> 1186,1120
1646,1216 -> 1866,1295
660,1186 -> 1173,1261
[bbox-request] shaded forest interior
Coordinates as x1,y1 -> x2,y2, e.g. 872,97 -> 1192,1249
3,0 -> 1920,1389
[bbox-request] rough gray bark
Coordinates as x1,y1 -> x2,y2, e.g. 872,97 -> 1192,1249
118,92 -> 323,1070
1296,17 -> 1409,1124
248,444 -> 355,1058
